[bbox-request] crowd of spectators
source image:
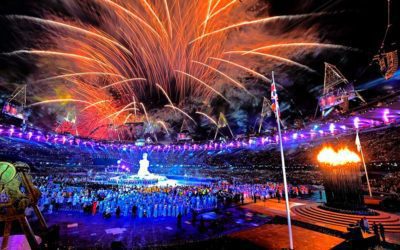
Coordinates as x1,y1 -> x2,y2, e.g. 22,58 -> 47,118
1,125 -> 399,196
370,171 -> 400,194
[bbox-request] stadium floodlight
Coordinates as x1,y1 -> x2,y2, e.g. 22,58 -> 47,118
329,123 -> 335,134
353,117 -> 360,129
383,109 -> 390,123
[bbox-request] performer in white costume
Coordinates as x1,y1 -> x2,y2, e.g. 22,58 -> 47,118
137,153 -> 151,177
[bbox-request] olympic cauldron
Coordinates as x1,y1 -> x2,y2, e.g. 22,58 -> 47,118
317,147 -> 365,211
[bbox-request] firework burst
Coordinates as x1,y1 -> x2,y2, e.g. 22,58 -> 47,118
3,0 -> 352,140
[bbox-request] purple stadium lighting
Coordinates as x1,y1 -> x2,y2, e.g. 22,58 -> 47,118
354,117 -> 360,129
383,109 -> 390,123
261,137 -> 267,144
0,103 -> 399,155
329,123 -> 335,134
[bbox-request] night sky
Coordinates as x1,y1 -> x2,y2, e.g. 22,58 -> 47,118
0,0 -> 398,139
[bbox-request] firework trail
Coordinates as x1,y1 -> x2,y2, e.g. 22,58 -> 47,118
80,100 -> 111,112
123,114 -> 133,124
244,43 -> 357,54
28,99 -> 92,106
157,120 -> 170,134
196,111 -> 218,126
3,0 -> 352,139
7,15 -> 133,55
140,102 -> 150,123
192,60 -> 255,97
156,83 -> 175,107
3,50 -> 110,67
165,105 -> 196,125
35,72 -> 126,83
224,51 -> 317,73
174,70 -> 230,103
101,78 -> 147,89
209,57 -> 271,83
190,12 -> 332,44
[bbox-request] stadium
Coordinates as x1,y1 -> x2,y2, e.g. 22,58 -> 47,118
0,0 -> 399,249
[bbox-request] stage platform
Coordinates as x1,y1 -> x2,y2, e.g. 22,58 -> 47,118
242,198 -> 400,245
291,204 -> 400,234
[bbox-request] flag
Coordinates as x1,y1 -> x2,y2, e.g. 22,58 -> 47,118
271,79 -> 280,117
355,133 -> 362,152
270,71 -> 294,250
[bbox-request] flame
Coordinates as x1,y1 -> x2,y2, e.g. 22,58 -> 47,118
317,147 -> 361,166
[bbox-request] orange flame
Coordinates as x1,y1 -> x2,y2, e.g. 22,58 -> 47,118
317,147 -> 361,166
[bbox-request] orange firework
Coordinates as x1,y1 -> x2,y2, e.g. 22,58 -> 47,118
4,0 -> 352,139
